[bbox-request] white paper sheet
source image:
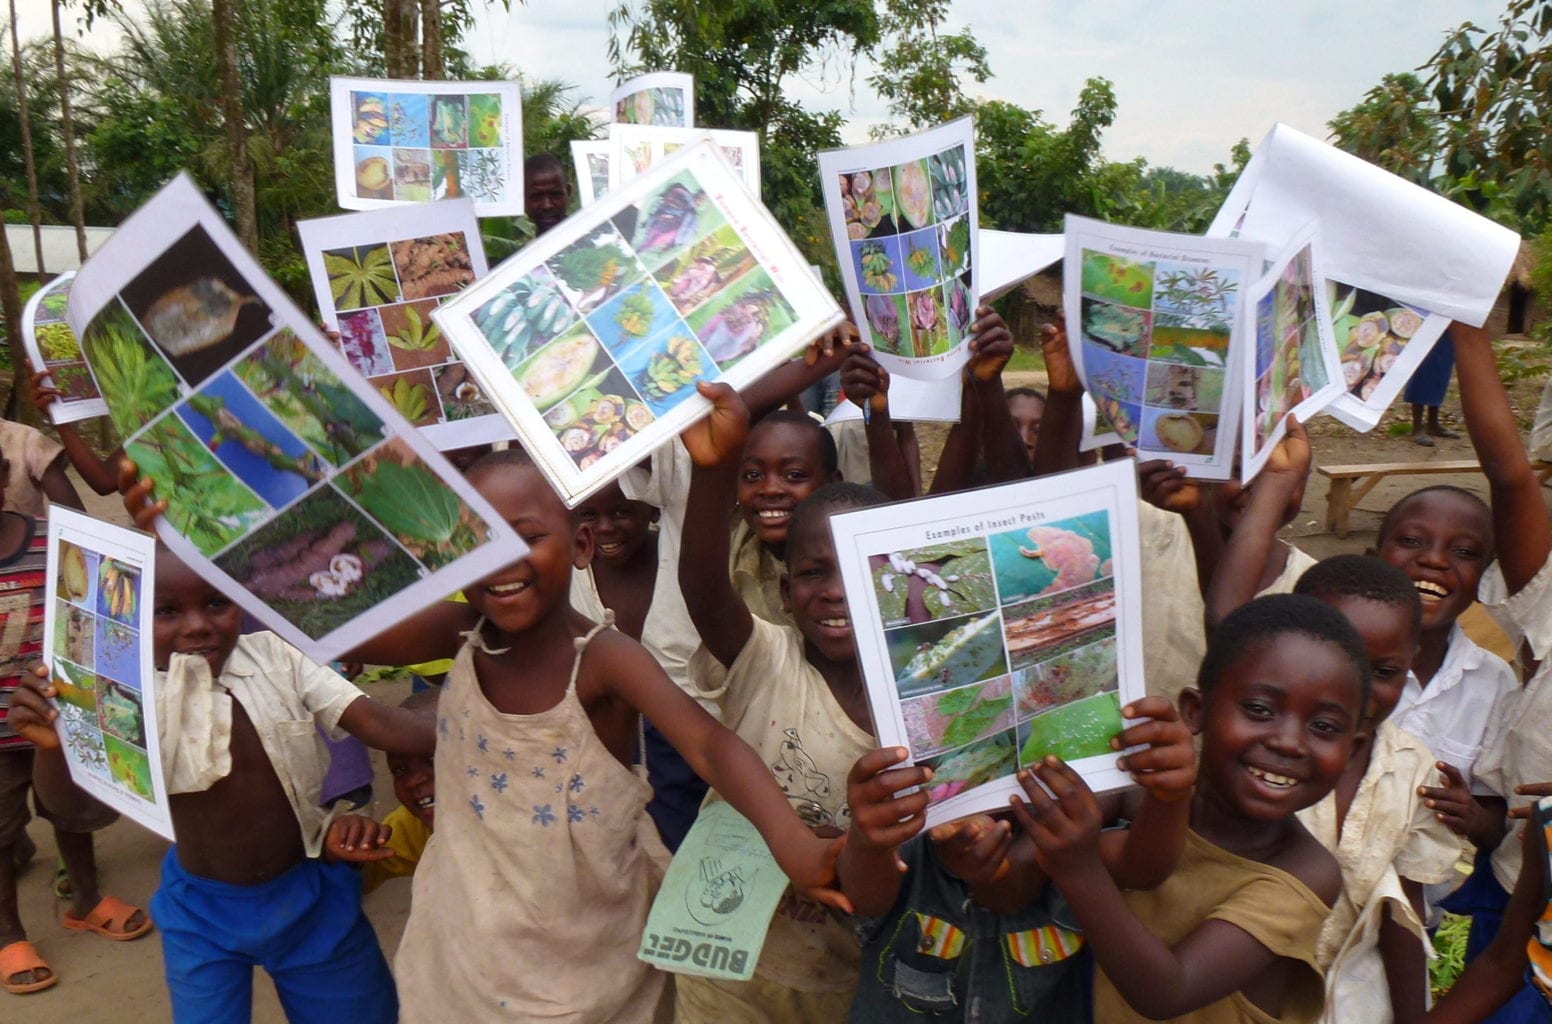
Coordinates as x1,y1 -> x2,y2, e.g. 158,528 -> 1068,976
819,118 -> 978,381
981,230 -> 1064,301
609,124 -> 760,198
572,139 -> 611,207
297,200 -> 511,450
1208,123 -> 1519,327
1063,216 -> 1263,480
329,76 -> 524,216
44,509 -> 175,840
824,374 -> 962,424
435,141 -> 844,507
65,173 -> 523,662
1321,282 -> 1450,431
1242,225 -> 1346,481
829,462 -> 1146,827
611,71 -> 695,128
21,272 -> 108,424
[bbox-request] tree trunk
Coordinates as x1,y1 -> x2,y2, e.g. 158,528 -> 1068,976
211,0 -> 258,252
50,0 -> 88,264
0,189 -> 34,423
8,0 -> 44,276
383,0 -> 404,77
419,0 -> 441,79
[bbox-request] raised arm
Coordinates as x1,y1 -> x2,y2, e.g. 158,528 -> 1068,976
839,346 -> 916,500
1031,321 -> 1083,477
1450,322 -> 1551,594
740,324 -> 855,421
928,380 -> 981,495
838,747 -> 932,916
29,363 -> 122,496
679,382 -> 756,667
965,308 -> 1030,484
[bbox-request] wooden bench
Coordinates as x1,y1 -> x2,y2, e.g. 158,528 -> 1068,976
1318,459 -> 1552,538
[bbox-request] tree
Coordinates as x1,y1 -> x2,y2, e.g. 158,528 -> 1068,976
867,0 -> 989,135
212,0 -> 257,251
7,0 -> 44,273
51,0 -> 92,260
1326,72 -> 1437,186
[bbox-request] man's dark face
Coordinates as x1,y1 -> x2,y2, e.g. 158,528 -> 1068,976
526,169 -> 571,236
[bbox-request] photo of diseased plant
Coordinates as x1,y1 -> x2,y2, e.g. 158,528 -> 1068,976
233,331 -> 386,466
392,148 -> 432,203
1080,297 -> 1151,357
863,294 -> 911,357
1328,280 -> 1423,403
928,146 -> 969,222
1080,250 -> 1154,307
47,363 -> 100,401
124,412 -> 267,557
1141,409 -> 1217,457
97,680 -> 146,747
1147,325 -> 1230,368
354,147 -> 393,200
430,96 -> 468,149
543,366 -> 653,471
325,244 -> 401,311
989,512 -> 1113,604
617,332 -> 713,413
80,298 -> 181,438
379,301 -> 451,371
351,91 -> 391,145
467,94 -> 502,147
851,236 -> 902,295
432,150 -> 461,200
105,735 -> 155,801
888,610 -> 1009,698
686,269 -> 796,369
388,94 -> 429,147
1145,362 -> 1224,412
56,540 -> 93,604
906,287 -> 949,357
36,321 -> 81,362
95,617 -> 141,689
839,166 -> 898,240
338,438 -> 490,568
622,173 -> 727,258
651,227 -> 757,315
214,484 -> 423,640
52,659 -> 98,713
61,602 -> 94,666
513,322 -> 607,411
389,233 -> 475,301
96,557 -> 139,625
588,279 -> 680,357
892,159 -> 935,231
903,674 -> 1015,759
178,371 -> 325,509
920,729 -> 1016,807
937,215 -> 970,278
456,149 -> 507,203
375,369 -> 439,427
1152,261 -> 1239,331
1013,636 -> 1118,720
434,362 -> 495,421
1082,341 -> 1146,402
899,228 -> 942,291
59,703 -> 107,777
473,268 -> 578,368
547,225 -> 643,313
1001,580 -> 1117,672
1017,692 -> 1123,766
870,540 -> 996,628
334,309 -> 394,377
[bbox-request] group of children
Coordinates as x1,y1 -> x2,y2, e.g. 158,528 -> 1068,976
1,255 -> 1550,1023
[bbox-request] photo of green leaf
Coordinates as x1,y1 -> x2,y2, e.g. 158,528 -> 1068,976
376,371 -> 437,425
81,299 -> 182,438
324,244 -> 400,311
231,331 -> 385,466
902,673 -> 1016,758
338,438 -> 490,568
124,413 -> 267,556
1017,691 -> 1123,766
37,321 -> 82,362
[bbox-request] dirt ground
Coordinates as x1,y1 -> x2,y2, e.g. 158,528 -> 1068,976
5,363 -> 1549,1020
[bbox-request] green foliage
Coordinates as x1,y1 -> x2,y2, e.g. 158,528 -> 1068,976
350,459 -> 462,549
868,0 -> 989,135
1326,72 -> 1437,186
1430,912 -> 1470,997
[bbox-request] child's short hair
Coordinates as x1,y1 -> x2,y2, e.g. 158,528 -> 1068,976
1197,593 -> 1371,707
786,481 -> 886,550
466,446 -> 535,477
1006,386 -> 1047,403
1293,554 -> 1422,636
750,409 -> 839,477
1375,485 -> 1492,547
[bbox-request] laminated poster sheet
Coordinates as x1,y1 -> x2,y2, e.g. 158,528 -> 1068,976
329,76 -> 524,216
611,71 -> 695,128
1242,225 -> 1345,481
1320,279 -> 1448,431
572,140 -> 611,207
637,802 -> 788,982
829,462 -> 1146,828
298,200 -> 511,449
22,272 -> 107,424
435,141 -> 844,507
1063,215 -> 1263,480
44,508 -> 175,840
824,374 -> 962,425
820,118 -> 978,381
981,230 -> 1064,302
64,173 -> 523,662
610,124 -> 761,198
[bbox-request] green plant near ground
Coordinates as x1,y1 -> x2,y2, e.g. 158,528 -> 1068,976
388,306 -> 442,351
82,302 -> 181,437
379,377 -> 432,422
1430,912 -> 1469,998
124,418 -> 266,556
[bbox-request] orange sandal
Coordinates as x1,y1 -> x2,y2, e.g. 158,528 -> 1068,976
0,940 -> 57,994
61,895 -> 153,941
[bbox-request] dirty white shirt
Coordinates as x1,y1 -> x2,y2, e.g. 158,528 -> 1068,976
1390,622 -> 1518,795
156,631 -> 363,857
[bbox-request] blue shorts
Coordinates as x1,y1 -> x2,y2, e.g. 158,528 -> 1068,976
150,849 -> 396,1024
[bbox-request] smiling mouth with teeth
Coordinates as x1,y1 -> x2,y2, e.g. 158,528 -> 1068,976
818,618 -> 850,629
1247,765 -> 1298,789
1413,580 -> 1450,600
487,579 -> 530,595
416,796 -> 435,809
756,509 -> 791,521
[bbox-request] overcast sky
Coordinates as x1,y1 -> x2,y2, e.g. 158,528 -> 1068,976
24,0 -> 1504,174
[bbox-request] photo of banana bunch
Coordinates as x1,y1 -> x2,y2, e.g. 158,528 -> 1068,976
619,331 -> 716,413
97,558 -> 140,625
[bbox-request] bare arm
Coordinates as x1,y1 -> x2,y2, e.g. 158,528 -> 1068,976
678,383 -> 755,667
838,747 -> 932,917
6,666 -> 109,819
1450,322 -> 1551,595
28,363 -> 122,496
966,309 -> 1029,484
337,695 -> 437,756
1097,697 -> 1197,890
1381,879 -> 1429,1024
1030,322 -> 1082,477
740,324 -> 854,420
337,600 -> 477,668
39,454 -> 85,511
839,347 -> 916,500
928,381 -> 981,495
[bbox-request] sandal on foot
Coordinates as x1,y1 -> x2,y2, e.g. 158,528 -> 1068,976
61,895 -> 152,941
0,941 -> 57,994
51,858 -> 69,900
1411,432 -> 1435,447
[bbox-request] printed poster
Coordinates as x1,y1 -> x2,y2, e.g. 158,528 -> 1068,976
824,374 -> 962,424
637,802 -> 788,981
329,76 -> 524,216
819,118 -> 978,381
298,200 -> 510,449
572,139 -> 611,206
829,461 -> 1146,827
610,124 -> 761,198
22,272 -> 107,423
436,141 -> 844,507
611,71 -> 695,128
1322,280 -> 1447,431
64,173 -> 523,662
1243,226 -> 1345,481
1063,215 -> 1263,480
44,509 -> 175,840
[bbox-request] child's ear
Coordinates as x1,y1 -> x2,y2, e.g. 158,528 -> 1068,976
572,520 -> 596,570
1178,687 -> 1205,737
779,572 -> 791,613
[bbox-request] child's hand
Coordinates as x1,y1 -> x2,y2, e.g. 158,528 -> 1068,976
1010,758 -> 1103,878
967,307 -> 1012,381
323,814 -> 395,864
1508,781 -> 1552,820
682,382 -> 750,469
846,747 -> 932,870
26,361 -> 65,414
1262,414 -> 1312,483
787,832 -> 855,915
119,459 -> 167,532
804,321 -> 858,368
1112,696 -> 1196,803
1420,762 -> 1499,845
1040,318 -> 1081,393
7,664 -> 61,749
928,814 -> 1014,885
840,344 -> 890,417
1137,458 -> 1203,513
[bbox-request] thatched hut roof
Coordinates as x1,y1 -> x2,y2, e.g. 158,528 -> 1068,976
1509,239 -> 1537,290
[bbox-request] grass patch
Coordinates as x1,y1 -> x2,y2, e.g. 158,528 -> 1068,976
1006,344 -> 1045,374
1431,912 -> 1469,998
